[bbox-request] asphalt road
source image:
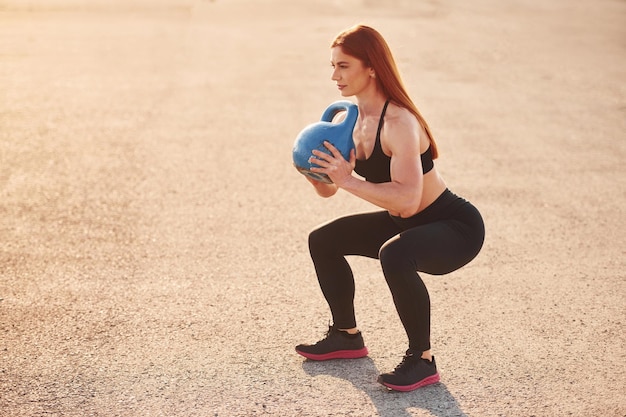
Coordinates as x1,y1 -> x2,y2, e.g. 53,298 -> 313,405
1,1 -> 625,416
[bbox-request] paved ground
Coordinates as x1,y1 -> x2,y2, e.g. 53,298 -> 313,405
1,0 -> 625,416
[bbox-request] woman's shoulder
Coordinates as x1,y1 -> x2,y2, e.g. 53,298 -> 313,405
381,102 -> 426,153
383,102 -> 421,134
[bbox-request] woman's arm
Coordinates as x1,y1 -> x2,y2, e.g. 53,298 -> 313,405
310,111 -> 425,217
306,175 -> 339,198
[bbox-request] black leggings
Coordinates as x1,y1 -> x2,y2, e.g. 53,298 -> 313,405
308,189 -> 485,352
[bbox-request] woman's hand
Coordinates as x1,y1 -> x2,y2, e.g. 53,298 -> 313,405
309,141 -> 356,187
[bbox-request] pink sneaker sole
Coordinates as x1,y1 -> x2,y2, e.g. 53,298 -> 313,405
296,347 -> 369,361
378,372 -> 440,392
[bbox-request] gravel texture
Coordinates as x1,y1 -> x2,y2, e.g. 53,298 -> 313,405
1,1 -> 625,416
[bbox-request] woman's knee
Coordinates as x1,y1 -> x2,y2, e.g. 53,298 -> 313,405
308,223 -> 325,242
379,238 -> 412,274
308,223 -> 335,255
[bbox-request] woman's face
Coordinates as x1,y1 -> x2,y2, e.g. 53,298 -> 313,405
330,46 -> 375,97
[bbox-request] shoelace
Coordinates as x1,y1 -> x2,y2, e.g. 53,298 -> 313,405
394,351 -> 415,372
312,325 -> 335,345
394,349 -> 429,373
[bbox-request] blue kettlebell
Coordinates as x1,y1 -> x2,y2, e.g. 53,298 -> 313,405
292,101 -> 358,184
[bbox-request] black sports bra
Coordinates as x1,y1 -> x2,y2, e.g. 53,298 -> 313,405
354,100 -> 434,184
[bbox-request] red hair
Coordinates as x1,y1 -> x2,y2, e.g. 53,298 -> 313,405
331,24 -> 439,158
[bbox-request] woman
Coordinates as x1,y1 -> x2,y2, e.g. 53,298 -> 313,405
295,24 -> 485,392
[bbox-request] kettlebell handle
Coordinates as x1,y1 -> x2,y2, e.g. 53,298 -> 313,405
320,100 -> 358,126
292,100 -> 359,184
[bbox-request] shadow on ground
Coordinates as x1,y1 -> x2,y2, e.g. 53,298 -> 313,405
302,358 -> 467,417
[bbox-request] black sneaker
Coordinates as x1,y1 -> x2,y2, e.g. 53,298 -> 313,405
296,325 -> 368,361
377,350 -> 440,391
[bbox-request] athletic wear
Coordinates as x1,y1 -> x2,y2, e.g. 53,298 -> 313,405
295,325 -> 368,360
378,350 -> 440,391
420,145 -> 434,174
308,189 -> 484,352
300,98 -> 484,391
354,100 -> 434,183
